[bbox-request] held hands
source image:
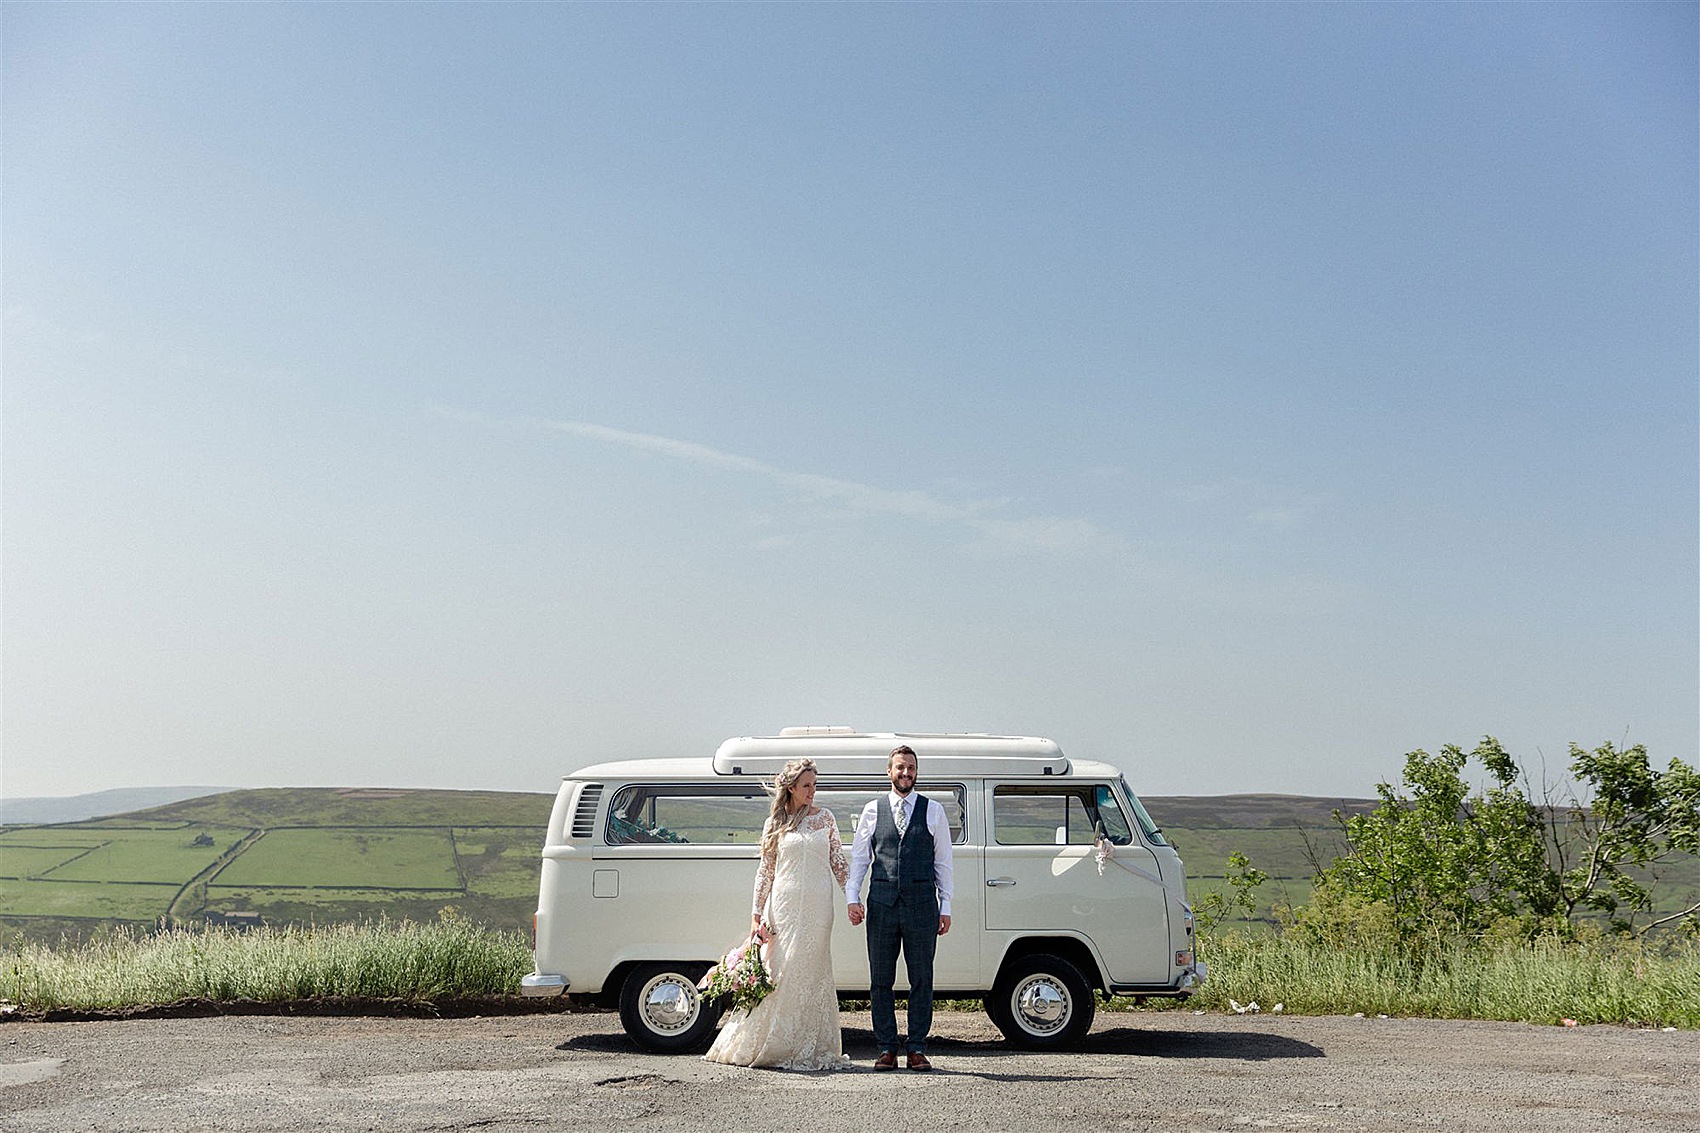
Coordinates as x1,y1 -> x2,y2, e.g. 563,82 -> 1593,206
845,904 -> 948,934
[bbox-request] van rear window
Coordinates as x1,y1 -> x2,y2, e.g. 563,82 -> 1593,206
605,785 -> 771,844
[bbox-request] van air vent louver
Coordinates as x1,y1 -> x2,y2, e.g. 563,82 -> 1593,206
570,784 -> 604,839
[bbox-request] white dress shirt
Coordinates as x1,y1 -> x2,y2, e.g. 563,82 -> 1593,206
846,790 -> 954,916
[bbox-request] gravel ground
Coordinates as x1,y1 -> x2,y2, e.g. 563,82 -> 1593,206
2,1007 -> 1696,1131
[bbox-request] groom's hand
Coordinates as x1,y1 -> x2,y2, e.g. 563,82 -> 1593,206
937,915 -> 951,936
847,903 -> 865,926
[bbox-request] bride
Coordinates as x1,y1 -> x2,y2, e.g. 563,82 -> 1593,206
704,757 -> 851,1070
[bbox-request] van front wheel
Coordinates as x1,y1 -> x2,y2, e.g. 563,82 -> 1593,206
986,953 -> 1095,1048
618,963 -> 722,1053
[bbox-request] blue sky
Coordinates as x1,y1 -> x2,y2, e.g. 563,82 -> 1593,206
4,3 -> 1695,801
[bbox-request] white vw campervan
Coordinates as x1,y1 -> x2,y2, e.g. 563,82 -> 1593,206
523,729 -> 1203,1051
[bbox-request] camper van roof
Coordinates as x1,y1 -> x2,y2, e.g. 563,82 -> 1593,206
556,732 -> 1108,783
558,751 -> 1133,784
710,730 -> 1069,777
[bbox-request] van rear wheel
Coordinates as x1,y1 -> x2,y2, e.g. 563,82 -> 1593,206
618,963 -> 722,1053
987,953 -> 1095,1048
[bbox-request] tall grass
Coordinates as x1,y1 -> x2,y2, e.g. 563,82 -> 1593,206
1136,931 -> 1700,1028
8,919 -> 1696,1028
2,918 -> 533,1011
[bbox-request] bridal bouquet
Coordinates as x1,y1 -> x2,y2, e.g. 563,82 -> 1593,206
698,935 -> 775,1012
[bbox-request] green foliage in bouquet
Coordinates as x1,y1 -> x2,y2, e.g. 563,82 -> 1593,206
698,937 -> 774,1013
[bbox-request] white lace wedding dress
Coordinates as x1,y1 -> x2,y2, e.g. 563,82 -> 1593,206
704,807 -> 851,1070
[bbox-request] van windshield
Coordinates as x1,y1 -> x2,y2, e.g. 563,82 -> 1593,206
1119,777 -> 1168,846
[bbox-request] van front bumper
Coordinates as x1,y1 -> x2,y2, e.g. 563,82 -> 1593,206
1108,961 -> 1206,999
520,973 -> 568,997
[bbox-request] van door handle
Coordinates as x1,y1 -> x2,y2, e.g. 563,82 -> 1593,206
986,877 -> 1016,887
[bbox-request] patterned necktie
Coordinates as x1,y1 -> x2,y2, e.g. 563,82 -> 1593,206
895,797 -> 908,834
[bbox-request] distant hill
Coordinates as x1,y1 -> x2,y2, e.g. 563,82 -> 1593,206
0,787 -> 232,826
125,786 -> 555,829
1142,793 -> 1379,830
1142,795 -> 1376,893
0,785 -> 1375,831
0,785 -> 1376,943
5,786 -> 1688,945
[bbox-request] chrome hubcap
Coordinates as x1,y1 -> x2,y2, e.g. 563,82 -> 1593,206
641,974 -> 699,1033
1013,975 -> 1070,1034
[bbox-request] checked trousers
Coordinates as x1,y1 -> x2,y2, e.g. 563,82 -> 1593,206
866,886 -> 938,1055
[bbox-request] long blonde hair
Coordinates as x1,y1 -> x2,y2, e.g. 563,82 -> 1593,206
761,758 -> 817,854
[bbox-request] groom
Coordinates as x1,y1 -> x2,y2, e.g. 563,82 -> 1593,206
847,744 -> 954,1071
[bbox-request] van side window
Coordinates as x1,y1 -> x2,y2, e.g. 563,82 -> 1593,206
605,785 -> 770,844
1094,785 -> 1133,844
815,785 -> 966,845
994,784 -> 1133,846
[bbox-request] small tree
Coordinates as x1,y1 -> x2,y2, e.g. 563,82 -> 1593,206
1192,851 -> 1268,938
1318,737 -> 1698,941
1555,741 -> 1700,932
1319,740 -> 1531,939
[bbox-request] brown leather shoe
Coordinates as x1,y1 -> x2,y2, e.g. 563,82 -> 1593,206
907,1052 -> 932,1072
874,1051 -> 898,1071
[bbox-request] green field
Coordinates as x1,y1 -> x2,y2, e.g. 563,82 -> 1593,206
0,824 -> 256,926
0,789 -> 550,940
215,828 -> 462,889
0,846 -> 98,878
0,878 -> 181,921
38,827 -> 250,885
451,828 -> 549,898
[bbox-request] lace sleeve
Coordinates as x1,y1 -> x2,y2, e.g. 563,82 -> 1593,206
823,809 -> 849,891
752,820 -> 777,919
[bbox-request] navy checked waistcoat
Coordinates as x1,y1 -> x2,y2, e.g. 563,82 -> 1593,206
867,793 -> 934,908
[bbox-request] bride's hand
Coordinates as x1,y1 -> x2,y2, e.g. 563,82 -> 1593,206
751,917 -> 773,943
